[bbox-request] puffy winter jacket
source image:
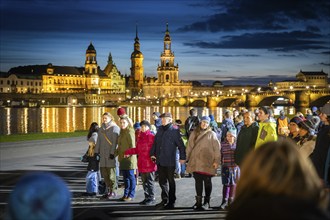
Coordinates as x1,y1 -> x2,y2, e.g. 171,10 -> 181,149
125,130 -> 157,173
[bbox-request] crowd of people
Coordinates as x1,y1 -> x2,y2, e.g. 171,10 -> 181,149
5,106 -> 329,219
79,106 -> 329,213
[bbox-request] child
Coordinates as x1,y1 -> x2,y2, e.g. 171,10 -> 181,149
125,120 -> 157,205
81,122 -> 100,196
220,128 -> 240,209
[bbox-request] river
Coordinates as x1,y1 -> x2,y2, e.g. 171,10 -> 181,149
0,106 -> 294,135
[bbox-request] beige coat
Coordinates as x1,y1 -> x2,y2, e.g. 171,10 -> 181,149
186,129 -> 221,175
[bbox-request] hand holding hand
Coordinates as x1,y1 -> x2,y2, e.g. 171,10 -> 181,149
150,156 -> 156,162
212,162 -> 219,169
179,159 -> 186,164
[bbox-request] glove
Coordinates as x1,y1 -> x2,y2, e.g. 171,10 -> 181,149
96,155 -> 100,161
80,156 -> 83,161
109,154 -> 115,159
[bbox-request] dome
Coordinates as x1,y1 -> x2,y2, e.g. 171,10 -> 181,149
86,42 -> 96,53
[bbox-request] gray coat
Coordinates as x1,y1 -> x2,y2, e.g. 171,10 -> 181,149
95,121 -> 120,168
186,129 -> 221,175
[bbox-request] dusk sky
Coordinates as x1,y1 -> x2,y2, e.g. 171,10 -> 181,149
1,0 -> 329,84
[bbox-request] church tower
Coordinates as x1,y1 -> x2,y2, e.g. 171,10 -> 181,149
85,42 -> 98,74
85,42 -> 99,90
129,25 -> 144,97
157,23 -> 179,84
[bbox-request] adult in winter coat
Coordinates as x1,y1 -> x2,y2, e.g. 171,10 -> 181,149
297,119 -> 317,159
255,106 -> 277,148
125,120 -> 157,205
288,116 -> 303,143
150,112 -> 186,210
235,111 -> 259,167
311,112 -> 330,187
95,112 -> 120,200
186,116 -> 221,211
117,116 -> 137,201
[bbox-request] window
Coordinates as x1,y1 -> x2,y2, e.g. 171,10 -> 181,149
7,80 -> 10,85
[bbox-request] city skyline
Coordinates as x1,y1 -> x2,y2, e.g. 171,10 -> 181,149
1,0 -> 329,85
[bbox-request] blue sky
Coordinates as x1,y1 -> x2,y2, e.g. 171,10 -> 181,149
0,0 -> 329,84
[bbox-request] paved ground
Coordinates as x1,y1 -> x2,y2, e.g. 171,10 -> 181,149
0,137 -> 227,219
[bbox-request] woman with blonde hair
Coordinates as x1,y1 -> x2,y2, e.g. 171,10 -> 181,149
226,140 -> 329,220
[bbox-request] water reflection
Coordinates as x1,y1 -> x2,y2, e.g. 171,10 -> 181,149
0,106 -> 295,135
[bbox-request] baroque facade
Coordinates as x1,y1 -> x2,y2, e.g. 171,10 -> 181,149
139,23 -> 192,99
0,42 -> 126,105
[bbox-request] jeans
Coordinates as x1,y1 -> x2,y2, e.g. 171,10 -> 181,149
180,163 -> 186,176
141,172 -> 155,200
158,165 -> 176,204
122,169 -> 136,198
86,171 -> 98,193
175,149 -> 181,174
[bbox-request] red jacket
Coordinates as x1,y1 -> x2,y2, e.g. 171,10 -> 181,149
125,130 -> 157,173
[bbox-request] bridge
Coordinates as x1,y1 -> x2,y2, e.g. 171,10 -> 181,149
161,89 -> 330,112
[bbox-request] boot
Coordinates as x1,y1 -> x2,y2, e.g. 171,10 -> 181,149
219,198 -> 228,210
202,196 -> 210,210
192,196 -> 203,210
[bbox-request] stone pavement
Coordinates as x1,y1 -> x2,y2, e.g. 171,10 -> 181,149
0,137 -> 227,219
73,175 -> 227,219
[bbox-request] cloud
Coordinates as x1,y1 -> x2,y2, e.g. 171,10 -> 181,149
183,30 -> 328,51
179,0 -> 330,32
320,62 -> 330,66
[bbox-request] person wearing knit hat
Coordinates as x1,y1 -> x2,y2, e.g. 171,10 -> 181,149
116,107 -> 133,127
201,116 -> 211,124
226,128 -> 237,138
134,122 -> 141,130
255,106 -> 277,149
117,107 -> 126,116
297,119 -> 317,158
186,113 -> 220,211
220,127 -> 239,209
5,172 -> 72,220
152,112 -> 162,131
288,116 -> 303,143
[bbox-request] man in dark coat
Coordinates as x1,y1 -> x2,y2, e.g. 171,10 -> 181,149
235,111 -> 259,166
150,112 -> 186,209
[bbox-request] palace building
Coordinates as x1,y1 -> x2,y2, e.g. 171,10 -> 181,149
0,42 -> 126,105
